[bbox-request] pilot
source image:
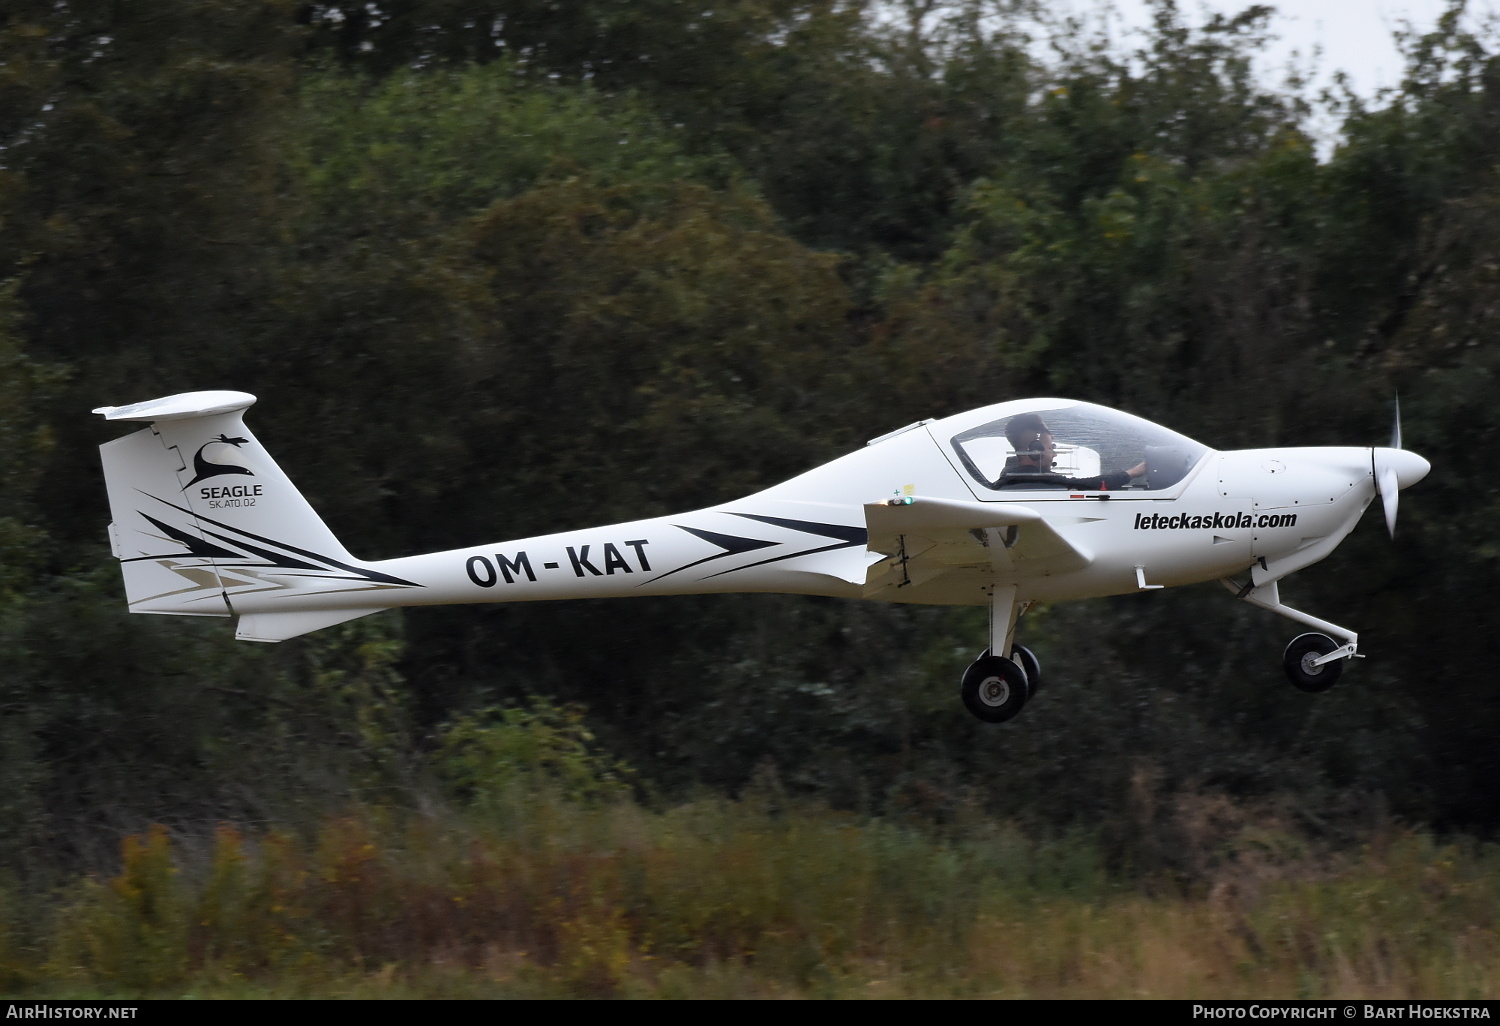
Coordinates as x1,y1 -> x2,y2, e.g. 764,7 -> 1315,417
998,413 -> 1148,490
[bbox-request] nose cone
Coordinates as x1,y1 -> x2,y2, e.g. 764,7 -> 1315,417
1374,447 -> 1431,490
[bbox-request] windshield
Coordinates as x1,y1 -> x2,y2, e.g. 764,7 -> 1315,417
947,401 -> 1209,493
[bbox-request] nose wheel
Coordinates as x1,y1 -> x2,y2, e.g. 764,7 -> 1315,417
1283,632 -> 1345,692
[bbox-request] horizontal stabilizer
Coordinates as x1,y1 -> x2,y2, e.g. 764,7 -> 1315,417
235,607 -> 380,643
94,391 -> 256,422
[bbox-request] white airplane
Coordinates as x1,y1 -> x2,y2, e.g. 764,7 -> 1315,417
94,391 -> 1430,722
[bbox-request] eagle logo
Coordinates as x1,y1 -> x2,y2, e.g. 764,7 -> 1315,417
184,434 -> 254,488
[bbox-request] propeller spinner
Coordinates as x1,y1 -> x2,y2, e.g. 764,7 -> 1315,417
1373,398 -> 1431,538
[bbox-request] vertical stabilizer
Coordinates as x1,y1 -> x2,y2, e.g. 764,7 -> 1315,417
96,391 -> 417,635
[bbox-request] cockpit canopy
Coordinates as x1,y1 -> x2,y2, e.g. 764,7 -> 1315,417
938,399 -> 1211,493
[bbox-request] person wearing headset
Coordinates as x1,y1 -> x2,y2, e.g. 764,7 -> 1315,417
997,412 -> 1147,490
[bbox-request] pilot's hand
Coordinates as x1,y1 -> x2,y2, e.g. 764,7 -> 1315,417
1126,461 -> 1148,479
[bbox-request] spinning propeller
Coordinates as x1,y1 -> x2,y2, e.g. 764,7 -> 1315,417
1372,397 -> 1431,538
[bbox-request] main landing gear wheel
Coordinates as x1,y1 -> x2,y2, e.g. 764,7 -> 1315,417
1011,644 -> 1042,695
1283,632 -> 1344,693
961,655 -> 1030,723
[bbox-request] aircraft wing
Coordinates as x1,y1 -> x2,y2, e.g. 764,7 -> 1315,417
861,495 -> 1093,592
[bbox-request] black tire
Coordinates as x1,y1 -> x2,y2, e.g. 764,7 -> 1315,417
961,655 -> 1030,723
1283,633 -> 1344,693
1011,644 -> 1042,695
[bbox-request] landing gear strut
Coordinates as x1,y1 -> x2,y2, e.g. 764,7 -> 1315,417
960,586 -> 1040,723
1221,578 -> 1361,692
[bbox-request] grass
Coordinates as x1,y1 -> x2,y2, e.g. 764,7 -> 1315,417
1,788 -> 1496,999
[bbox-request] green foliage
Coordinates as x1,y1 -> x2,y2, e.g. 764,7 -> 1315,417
292,64 -> 724,223
437,698 -> 634,806
0,0 -> 301,559
871,6 -> 1334,439
0,280 -> 66,871
0,279 -> 66,592
0,579 -> 419,873
455,177 -> 856,516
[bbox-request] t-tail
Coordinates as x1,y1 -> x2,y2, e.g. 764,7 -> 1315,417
95,391 -> 420,642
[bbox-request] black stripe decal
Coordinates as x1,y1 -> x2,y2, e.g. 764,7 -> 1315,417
647,526 -> 779,583
649,513 -> 871,582
701,513 -> 867,579
139,513 -> 243,559
139,493 -> 421,588
727,513 -> 867,545
702,539 -> 863,579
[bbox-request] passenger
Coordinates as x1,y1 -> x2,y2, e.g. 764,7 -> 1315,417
998,413 -> 1147,490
